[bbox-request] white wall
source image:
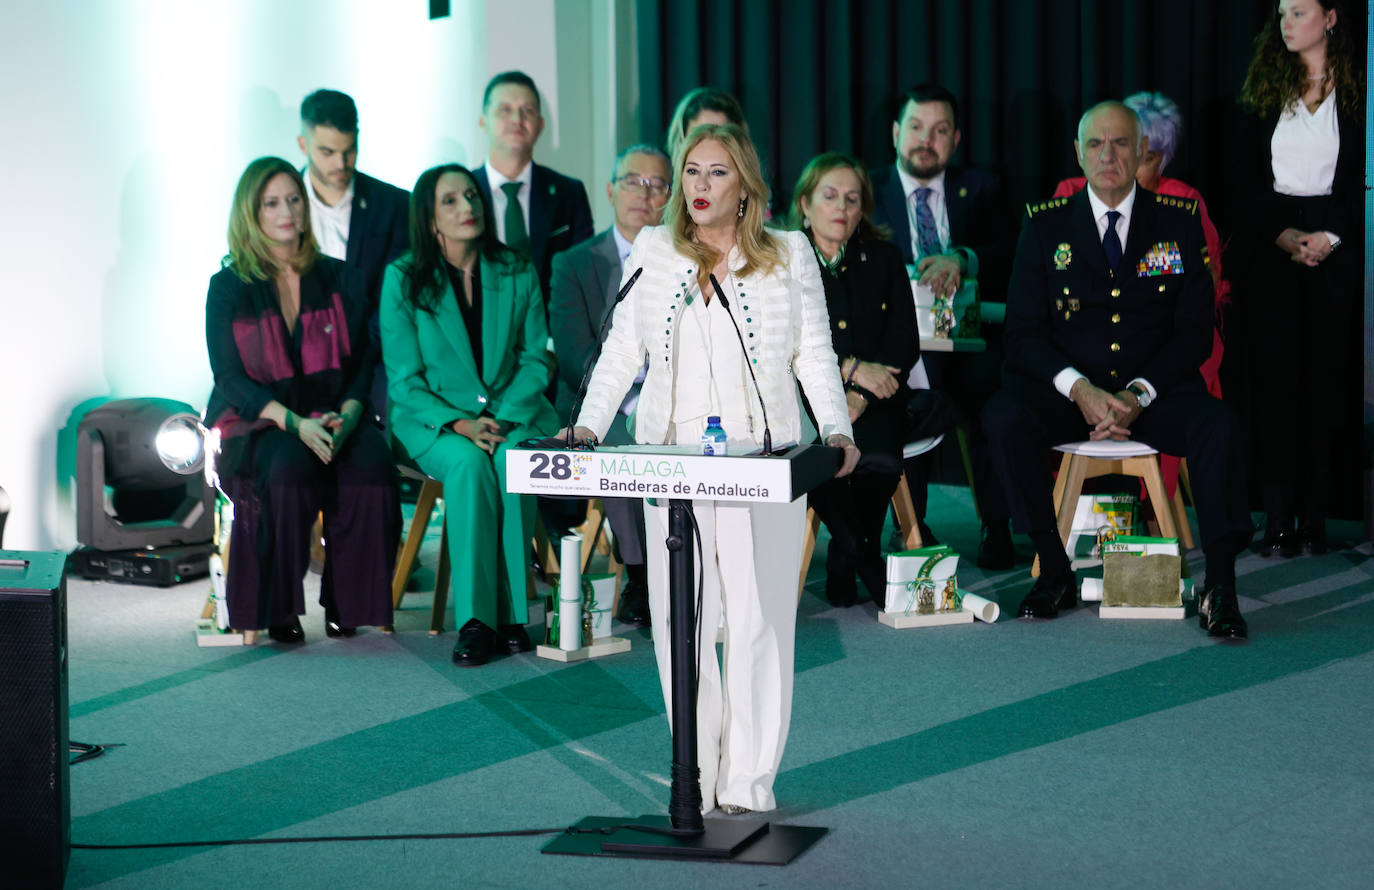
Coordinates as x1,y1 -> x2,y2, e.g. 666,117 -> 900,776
0,0 -> 625,551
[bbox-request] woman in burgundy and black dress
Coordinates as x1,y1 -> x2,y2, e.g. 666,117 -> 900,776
205,156 -> 398,642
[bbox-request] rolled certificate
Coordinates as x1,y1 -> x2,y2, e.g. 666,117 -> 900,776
209,554 -> 229,630
559,534 -> 583,651
961,591 -> 999,623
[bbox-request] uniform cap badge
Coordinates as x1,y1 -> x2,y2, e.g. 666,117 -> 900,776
1053,243 -> 1072,271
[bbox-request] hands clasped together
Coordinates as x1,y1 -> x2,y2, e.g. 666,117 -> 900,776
454,416 -> 506,455
286,400 -> 364,463
1070,378 -> 1142,442
841,357 -> 903,423
1276,228 -> 1335,267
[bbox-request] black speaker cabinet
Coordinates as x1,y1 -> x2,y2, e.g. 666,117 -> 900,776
0,551 -> 70,889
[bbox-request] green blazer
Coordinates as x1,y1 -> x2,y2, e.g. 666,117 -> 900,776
380,254 -> 557,457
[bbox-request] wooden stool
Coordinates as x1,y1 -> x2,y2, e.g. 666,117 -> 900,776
392,466 -> 450,634
1031,440 -> 1194,577
888,434 -> 947,552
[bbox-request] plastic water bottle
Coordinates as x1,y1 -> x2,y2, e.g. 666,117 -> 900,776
700,416 -> 728,456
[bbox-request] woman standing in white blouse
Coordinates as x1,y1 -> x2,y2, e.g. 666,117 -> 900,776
1238,0 -> 1364,556
571,123 -> 858,815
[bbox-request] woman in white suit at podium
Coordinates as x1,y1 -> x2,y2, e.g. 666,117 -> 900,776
571,124 -> 859,815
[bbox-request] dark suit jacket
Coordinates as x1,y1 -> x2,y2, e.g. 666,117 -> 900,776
347,172 -> 411,310
1003,188 -> 1213,398
473,162 -> 595,301
817,234 -> 920,462
870,163 -> 1014,300
548,228 -> 624,418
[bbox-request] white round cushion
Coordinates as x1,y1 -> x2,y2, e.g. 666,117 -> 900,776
1053,440 -> 1159,458
902,434 -> 945,460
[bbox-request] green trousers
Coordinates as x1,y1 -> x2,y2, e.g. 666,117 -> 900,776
414,427 -> 536,630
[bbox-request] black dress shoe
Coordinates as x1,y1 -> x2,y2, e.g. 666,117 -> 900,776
616,579 -> 652,626
498,623 -> 533,654
976,522 -> 1015,571
324,605 -> 356,638
1199,583 -> 1248,640
1259,514 -> 1299,558
1301,518 -> 1328,555
452,619 -> 495,666
268,617 -> 305,643
1017,573 -> 1077,619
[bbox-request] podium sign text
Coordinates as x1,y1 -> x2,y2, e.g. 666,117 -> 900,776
506,444 -> 839,505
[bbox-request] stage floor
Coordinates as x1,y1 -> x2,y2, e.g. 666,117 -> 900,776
61,486 -> 1374,889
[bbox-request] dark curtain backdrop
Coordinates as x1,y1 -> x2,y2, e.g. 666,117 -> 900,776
636,0 -> 1370,521
637,0 -> 1280,223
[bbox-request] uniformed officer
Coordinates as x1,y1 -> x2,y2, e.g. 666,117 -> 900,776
982,101 -> 1252,639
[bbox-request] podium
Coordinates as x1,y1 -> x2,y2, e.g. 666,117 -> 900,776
506,442 -> 839,864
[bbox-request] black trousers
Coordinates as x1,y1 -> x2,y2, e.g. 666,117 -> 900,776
810,471 -> 901,605
225,425 -> 399,630
982,378 -> 1252,553
910,351 -> 1011,527
1251,226 -> 1362,522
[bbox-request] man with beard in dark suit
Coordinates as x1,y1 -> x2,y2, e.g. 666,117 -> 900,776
871,83 -> 1016,569
982,101 -> 1251,639
546,144 -> 671,626
298,89 -> 409,429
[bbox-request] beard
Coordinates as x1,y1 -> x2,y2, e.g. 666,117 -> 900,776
899,149 -> 945,181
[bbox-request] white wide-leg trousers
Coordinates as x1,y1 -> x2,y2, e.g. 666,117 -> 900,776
644,496 -> 805,813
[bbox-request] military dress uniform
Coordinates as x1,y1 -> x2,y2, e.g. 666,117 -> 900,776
982,188 -> 1252,560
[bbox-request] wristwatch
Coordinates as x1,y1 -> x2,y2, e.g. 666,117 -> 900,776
1127,383 -> 1151,409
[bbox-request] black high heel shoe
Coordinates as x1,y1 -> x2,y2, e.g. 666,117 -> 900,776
1259,514 -> 1299,559
268,616 -> 305,643
324,604 -> 356,638
1300,516 -> 1328,555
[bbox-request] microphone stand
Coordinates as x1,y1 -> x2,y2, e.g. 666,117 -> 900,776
564,267 -> 643,450
709,274 -> 774,455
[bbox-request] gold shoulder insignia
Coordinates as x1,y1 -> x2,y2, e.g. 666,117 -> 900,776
1155,194 -> 1199,215
1026,196 -> 1070,218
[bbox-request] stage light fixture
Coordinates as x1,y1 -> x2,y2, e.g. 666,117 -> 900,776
74,398 -> 214,585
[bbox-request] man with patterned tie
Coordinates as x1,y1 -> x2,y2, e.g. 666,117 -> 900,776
472,71 -> 595,303
870,83 -> 1016,569
982,101 -> 1252,639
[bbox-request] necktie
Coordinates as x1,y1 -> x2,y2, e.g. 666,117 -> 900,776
1103,209 -> 1122,269
912,187 -> 941,259
501,182 -> 529,253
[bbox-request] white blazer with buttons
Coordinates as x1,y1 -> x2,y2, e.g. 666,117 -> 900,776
575,226 -> 852,448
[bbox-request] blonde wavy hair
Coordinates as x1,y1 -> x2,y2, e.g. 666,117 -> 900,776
225,156 -> 319,282
664,123 -> 784,294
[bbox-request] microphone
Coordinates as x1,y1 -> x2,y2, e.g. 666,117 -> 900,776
709,274 -> 774,455
565,266 -> 644,449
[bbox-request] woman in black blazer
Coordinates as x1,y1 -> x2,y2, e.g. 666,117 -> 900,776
1235,0 -> 1364,555
790,153 -> 920,607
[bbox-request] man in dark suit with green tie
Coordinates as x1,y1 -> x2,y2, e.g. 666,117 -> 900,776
472,71 -> 595,302
546,144 -> 671,626
983,101 -> 1252,639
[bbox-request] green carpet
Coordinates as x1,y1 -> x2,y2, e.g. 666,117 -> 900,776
59,486 -> 1374,889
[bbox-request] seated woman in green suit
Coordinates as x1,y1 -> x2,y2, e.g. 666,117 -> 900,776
380,163 -> 558,667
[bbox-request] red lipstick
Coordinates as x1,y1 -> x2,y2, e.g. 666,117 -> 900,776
693,198 -> 710,210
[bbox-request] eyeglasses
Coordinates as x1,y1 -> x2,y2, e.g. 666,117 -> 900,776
614,175 -> 670,195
